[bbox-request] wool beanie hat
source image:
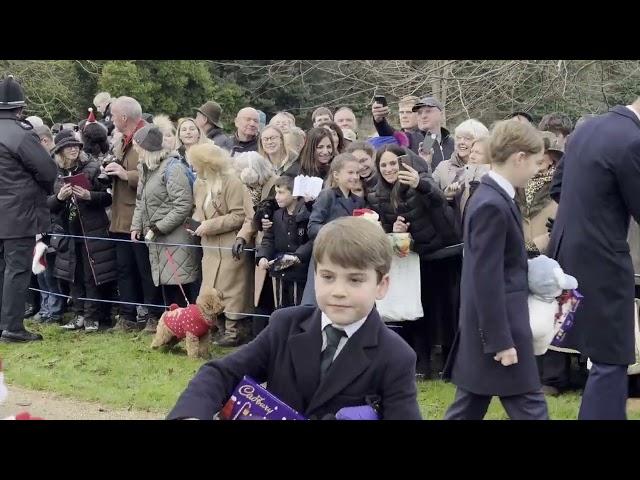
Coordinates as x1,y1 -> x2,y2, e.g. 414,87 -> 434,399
133,124 -> 164,152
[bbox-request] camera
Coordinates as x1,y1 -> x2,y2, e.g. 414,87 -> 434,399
96,154 -> 120,186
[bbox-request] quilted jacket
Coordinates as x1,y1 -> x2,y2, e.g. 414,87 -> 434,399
131,155 -> 200,286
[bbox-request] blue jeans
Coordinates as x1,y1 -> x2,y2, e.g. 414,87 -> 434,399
36,254 -> 64,320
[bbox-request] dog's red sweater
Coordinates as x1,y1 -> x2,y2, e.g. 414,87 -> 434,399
163,304 -> 209,339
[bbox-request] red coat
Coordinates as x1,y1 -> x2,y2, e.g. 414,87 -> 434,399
164,304 -> 210,339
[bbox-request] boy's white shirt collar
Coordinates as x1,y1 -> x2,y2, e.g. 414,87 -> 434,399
487,170 -> 516,200
626,105 -> 640,122
321,312 -> 367,338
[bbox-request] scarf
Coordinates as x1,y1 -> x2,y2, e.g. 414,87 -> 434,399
524,166 -> 556,206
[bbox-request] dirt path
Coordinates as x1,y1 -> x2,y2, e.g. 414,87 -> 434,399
0,384 -> 163,420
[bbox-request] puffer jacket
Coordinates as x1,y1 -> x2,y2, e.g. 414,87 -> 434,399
47,153 -> 117,286
367,154 -> 460,257
131,155 -> 200,287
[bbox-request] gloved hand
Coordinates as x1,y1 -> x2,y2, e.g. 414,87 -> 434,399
232,237 -> 246,260
546,217 -> 555,234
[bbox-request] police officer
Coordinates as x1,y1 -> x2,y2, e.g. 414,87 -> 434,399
0,75 -> 57,343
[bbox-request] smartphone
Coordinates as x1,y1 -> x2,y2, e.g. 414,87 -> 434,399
397,154 -> 409,170
184,218 -> 201,231
373,95 -> 387,107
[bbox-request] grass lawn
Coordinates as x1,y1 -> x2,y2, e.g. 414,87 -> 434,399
2,320 -> 638,419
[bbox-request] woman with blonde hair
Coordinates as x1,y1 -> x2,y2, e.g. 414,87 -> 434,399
176,117 -> 210,161
258,125 -> 298,176
187,143 -> 252,347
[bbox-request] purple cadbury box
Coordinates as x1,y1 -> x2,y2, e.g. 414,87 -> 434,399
220,376 -> 306,420
550,289 -> 583,348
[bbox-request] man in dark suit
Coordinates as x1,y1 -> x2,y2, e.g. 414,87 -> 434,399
168,217 -> 421,420
548,100 -> 640,419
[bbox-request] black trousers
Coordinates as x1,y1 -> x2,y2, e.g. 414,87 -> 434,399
444,387 -> 549,420
536,350 -> 589,391
68,240 -> 104,320
579,362 -> 628,420
0,237 -> 36,332
252,275 -> 275,339
161,283 -> 195,309
410,255 -> 462,375
112,232 -> 163,320
26,273 -> 41,311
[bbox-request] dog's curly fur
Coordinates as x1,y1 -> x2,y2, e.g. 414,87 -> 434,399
151,286 -> 225,359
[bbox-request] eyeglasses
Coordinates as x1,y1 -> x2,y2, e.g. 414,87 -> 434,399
262,136 -> 280,143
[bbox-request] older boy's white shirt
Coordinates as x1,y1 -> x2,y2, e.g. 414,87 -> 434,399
626,105 -> 640,122
321,312 -> 367,360
487,170 -> 516,200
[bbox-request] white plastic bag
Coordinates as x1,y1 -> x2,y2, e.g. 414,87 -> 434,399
376,252 -> 423,321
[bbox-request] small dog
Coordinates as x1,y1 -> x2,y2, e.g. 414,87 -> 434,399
151,287 -> 225,359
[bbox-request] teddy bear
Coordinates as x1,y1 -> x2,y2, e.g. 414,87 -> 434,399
151,286 -> 225,359
527,255 -> 578,356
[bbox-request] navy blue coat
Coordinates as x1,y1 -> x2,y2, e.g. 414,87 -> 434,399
444,175 -> 541,396
307,187 -> 365,240
548,106 -> 640,365
167,306 -> 422,420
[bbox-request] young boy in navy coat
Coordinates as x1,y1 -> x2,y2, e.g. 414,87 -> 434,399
168,216 -> 422,420
443,120 -> 548,420
256,175 -> 312,308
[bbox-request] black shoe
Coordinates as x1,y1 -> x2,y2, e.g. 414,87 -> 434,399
0,329 -> 43,343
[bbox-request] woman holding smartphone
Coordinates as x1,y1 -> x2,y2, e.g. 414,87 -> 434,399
367,144 -> 460,377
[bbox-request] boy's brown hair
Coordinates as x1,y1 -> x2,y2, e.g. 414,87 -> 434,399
312,106 -> 333,123
488,120 -> 544,165
398,95 -> 420,108
274,175 -> 294,192
313,217 -> 392,283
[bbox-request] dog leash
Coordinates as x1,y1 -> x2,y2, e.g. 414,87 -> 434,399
163,248 -> 191,306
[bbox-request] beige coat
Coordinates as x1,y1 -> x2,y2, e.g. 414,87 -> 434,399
109,128 -> 144,233
193,174 -> 253,320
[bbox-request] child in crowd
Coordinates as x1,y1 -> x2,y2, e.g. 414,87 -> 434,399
300,154 -> 366,306
257,176 -> 312,309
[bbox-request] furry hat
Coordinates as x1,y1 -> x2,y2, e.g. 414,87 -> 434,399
367,132 -> 409,150
81,121 -> 109,157
232,151 -> 275,186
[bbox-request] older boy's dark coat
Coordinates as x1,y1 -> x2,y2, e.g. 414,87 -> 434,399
444,175 -> 541,396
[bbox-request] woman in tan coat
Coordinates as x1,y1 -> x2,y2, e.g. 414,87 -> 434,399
187,143 -> 252,347
516,131 -> 563,257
